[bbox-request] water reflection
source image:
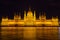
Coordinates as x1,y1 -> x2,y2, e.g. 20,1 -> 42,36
58,27 -> 60,40
1,27 -> 59,40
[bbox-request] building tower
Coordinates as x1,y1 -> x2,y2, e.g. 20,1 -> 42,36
52,16 -> 59,26
25,7 -> 34,25
39,12 -> 46,21
39,12 -> 41,20
1,16 -> 8,25
24,10 -> 26,21
34,10 -> 36,21
14,13 -> 21,20
26,7 -> 34,20
18,13 -> 21,20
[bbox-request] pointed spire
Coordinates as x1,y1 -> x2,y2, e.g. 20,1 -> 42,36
18,12 -> 21,19
44,12 -> 46,16
56,16 -> 58,18
24,10 -> 26,20
39,12 -> 41,20
34,10 -> 36,16
24,10 -> 26,16
29,6 -> 31,11
29,7 -> 31,11
14,12 -> 16,16
27,6 -> 33,15
34,10 -> 36,20
24,10 -> 26,13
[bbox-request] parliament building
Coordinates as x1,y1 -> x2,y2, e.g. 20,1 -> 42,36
0,8 -> 59,26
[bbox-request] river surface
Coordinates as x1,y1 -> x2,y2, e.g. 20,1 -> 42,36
0,27 -> 59,40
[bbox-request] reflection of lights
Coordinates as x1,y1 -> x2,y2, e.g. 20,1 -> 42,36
1,27 -> 58,40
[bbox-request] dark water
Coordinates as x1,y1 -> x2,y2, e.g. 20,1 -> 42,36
0,27 -> 59,40
58,27 -> 60,40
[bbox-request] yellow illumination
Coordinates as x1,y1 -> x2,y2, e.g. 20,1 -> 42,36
1,9 -> 59,26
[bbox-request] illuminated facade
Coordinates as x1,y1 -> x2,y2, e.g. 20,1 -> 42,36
0,8 -> 59,26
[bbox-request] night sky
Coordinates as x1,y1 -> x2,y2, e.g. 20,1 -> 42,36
0,0 -> 60,19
